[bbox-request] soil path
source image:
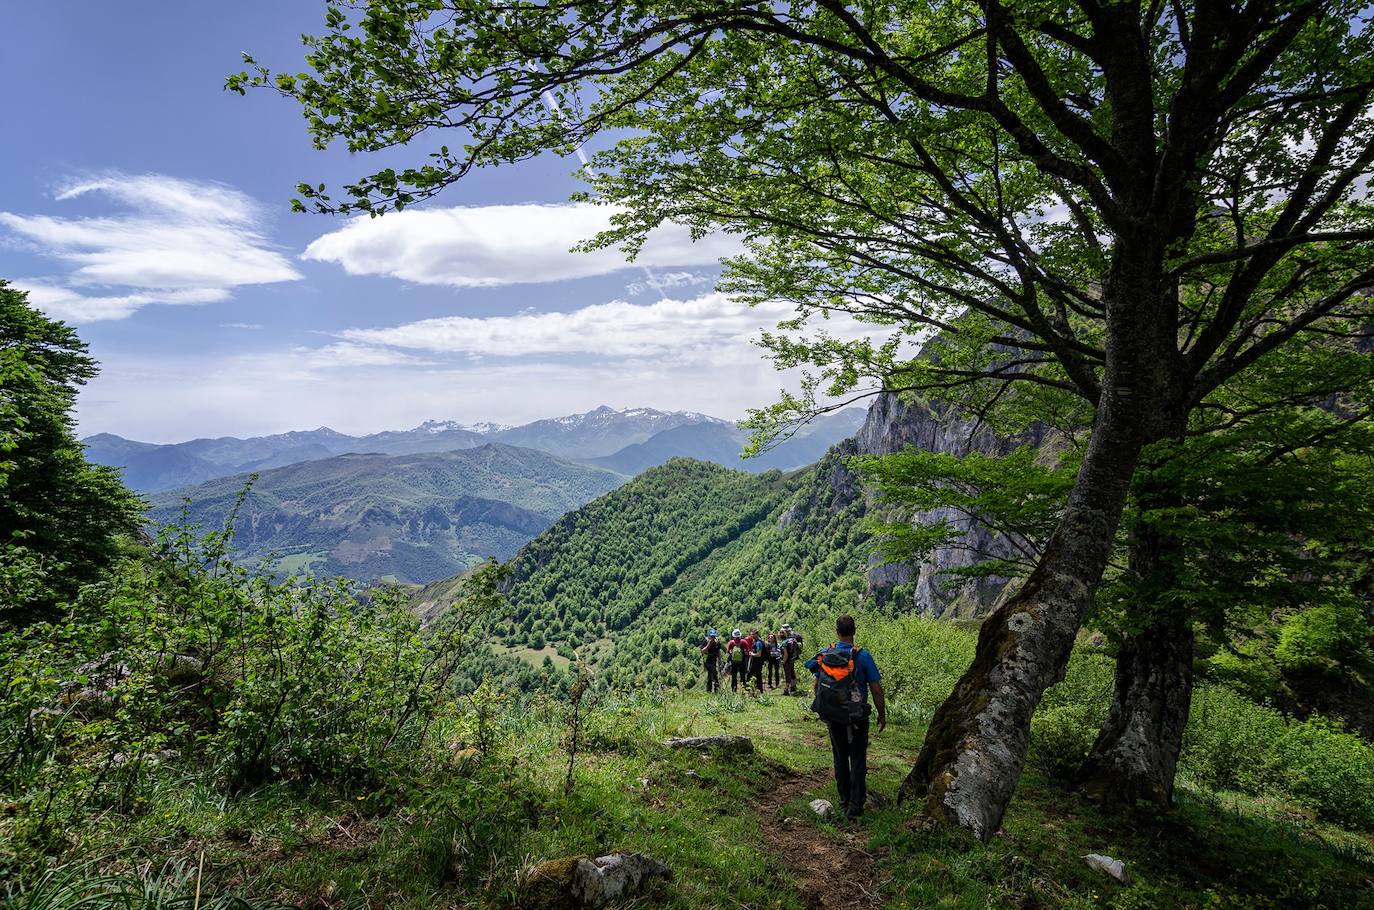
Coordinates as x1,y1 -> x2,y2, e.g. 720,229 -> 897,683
755,768 -> 888,910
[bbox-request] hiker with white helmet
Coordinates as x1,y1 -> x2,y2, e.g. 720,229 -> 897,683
725,628 -> 749,692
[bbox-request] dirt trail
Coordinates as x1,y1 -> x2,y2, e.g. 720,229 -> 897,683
755,769 -> 888,910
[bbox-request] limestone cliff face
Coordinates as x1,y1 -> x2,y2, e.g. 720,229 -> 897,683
844,393 -> 1043,618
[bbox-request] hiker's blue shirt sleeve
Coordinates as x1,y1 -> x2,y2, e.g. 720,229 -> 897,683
858,650 -> 881,686
804,653 -> 820,675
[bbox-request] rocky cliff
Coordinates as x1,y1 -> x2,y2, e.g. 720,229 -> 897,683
843,392 -> 1043,618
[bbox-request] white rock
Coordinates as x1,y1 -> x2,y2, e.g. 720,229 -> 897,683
1083,853 -> 1130,884
570,852 -> 672,906
809,798 -> 834,818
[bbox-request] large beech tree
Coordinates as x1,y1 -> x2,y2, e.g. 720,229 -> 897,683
234,0 -> 1374,839
857,333 -> 1374,808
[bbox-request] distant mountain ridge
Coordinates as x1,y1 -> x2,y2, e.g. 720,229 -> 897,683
589,408 -> 868,475
146,443 -> 627,585
84,405 -> 865,492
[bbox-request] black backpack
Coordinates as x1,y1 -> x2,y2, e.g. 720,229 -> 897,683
811,646 -> 866,724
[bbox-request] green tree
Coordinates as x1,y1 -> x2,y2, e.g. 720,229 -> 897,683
233,1 -> 1374,839
0,281 -> 144,624
859,337 -> 1374,805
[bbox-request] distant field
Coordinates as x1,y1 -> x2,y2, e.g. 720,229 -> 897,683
492,643 -> 571,670
275,551 -> 328,576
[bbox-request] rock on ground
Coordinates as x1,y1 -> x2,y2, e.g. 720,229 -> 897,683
809,798 -> 834,818
663,735 -> 754,754
1083,853 -> 1130,884
522,852 -> 672,909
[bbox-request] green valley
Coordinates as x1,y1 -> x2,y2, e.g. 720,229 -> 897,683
147,444 -> 627,584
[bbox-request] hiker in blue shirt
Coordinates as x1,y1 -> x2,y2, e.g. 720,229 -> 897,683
806,614 -> 886,819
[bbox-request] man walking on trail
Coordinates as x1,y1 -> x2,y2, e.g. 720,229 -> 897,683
806,615 -> 886,820
726,628 -> 748,692
700,628 -> 722,692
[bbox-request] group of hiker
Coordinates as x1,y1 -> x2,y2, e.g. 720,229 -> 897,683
698,615 -> 887,820
698,623 -> 805,695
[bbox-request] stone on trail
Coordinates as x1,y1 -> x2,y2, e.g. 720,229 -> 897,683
663,735 -> 754,754
809,798 -> 834,818
522,852 -> 673,908
1083,853 -> 1130,884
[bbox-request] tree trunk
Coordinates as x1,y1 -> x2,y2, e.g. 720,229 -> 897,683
896,400 -> 1147,840
1077,617 -> 1193,806
897,240 -> 1183,841
1077,438 -> 1194,808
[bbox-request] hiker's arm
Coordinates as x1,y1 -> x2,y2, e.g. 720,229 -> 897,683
871,682 -> 887,732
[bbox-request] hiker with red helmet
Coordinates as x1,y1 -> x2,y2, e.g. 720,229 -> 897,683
806,614 -> 886,820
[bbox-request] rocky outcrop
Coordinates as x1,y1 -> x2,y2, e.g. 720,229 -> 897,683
845,392 -> 1045,618
522,852 -> 672,908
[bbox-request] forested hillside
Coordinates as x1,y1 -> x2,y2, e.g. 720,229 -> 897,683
412,449 -> 882,689
149,444 -> 626,583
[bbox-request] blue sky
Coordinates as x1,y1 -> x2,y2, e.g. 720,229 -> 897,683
0,3 -> 861,442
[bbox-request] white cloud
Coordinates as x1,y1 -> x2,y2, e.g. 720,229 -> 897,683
13,281 -> 228,323
626,270 -> 715,296
0,173 -> 300,321
302,202 -> 742,287
221,322 -> 263,330
339,292 -> 875,359
293,342 -> 434,370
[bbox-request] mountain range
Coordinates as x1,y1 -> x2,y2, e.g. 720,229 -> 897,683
84,405 -> 867,493
147,444 -> 626,585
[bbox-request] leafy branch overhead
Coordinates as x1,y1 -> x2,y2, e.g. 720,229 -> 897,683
230,0 -> 1374,430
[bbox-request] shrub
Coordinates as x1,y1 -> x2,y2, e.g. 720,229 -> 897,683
1182,684 -> 1374,830
1026,704 -> 1100,783
1274,598 -> 1374,677
0,514 -> 506,851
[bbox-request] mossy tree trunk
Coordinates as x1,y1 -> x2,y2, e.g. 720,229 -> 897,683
1077,617 -> 1194,807
898,244 -> 1191,840
1078,456 -> 1194,808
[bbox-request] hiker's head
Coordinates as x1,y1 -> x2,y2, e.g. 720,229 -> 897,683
733,628 -> 743,639
708,628 -> 718,639
836,614 -> 856,639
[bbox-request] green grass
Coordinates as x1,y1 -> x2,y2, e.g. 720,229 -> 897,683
7,681 -> 1373,909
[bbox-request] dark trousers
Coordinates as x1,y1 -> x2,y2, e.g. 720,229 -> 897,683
766,657 -> 781,687
730,661 -> 746,691
826,713 -> 870,816
749,658 -> 764,692
705,662 -> 719,692
783,661 -> 797,693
